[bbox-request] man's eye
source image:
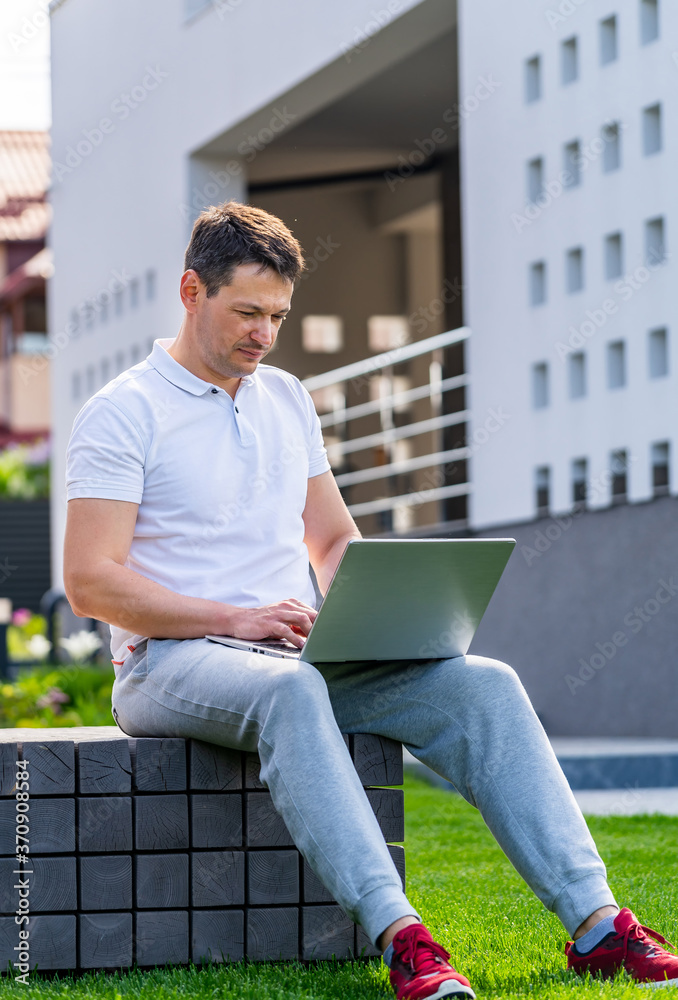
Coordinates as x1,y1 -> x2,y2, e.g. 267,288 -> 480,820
239,311 -> 255,316
274,315 -> 287,322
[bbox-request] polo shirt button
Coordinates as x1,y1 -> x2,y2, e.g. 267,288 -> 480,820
211,388 -> 218,393
235,406 -> 239,413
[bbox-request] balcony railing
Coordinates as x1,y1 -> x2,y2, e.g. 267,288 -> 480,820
302,327 -> 470,534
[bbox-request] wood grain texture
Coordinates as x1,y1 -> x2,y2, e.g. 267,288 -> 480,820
365,788 -> 405,843
351,735 -> 403,787
79,912 -> 133,969
189,741 -> 242,791
190,794 -> 242,849
388,844 -> 406,889
135,909 -> 189,967
79,855 -> 132,911
246,907 -> 298,961
17,741 -> 75,795
302,860 -> 335,904
131,739 -> 186,792
0,744 -> 19,797
136,853 -> 189,909
248,850 -> 299,905
246,793 -> 294,848
0,856 -> 76,914
191,851 -> 245,907
0,727 -> 123,741
0,797 -> 76,855
78,797 -> 132,853
21,914 -> 76,970
356,924 -> 381,959
76,740 -> 132,794
192,909 -> 244,965
302,905 -> 355,961
244,753 -> 265,790
134,795 -> 189,851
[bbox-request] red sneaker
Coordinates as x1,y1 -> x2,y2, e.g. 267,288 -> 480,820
388,924 -> 475,1000
566,907 -> 678,986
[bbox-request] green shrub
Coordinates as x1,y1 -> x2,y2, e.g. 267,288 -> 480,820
0,662 -> 116,728
0,439 -> 49,499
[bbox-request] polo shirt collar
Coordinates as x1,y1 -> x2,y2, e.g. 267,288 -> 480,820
149,338 -> 255,395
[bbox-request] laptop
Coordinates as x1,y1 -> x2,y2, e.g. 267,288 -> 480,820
206,537 -> 515,663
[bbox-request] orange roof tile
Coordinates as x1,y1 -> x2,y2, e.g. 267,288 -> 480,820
0,131 -> 50,242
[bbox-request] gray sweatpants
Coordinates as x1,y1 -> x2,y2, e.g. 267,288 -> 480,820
111,638 -> 616,946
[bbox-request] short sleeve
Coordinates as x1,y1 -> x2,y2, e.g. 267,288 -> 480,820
66,397 -> 146,502
301,385 -> 331,479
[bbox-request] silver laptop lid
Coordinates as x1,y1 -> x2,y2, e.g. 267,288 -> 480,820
300,538 -> 515,663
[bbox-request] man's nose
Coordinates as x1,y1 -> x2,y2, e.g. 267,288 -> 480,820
250,317 -> 275,345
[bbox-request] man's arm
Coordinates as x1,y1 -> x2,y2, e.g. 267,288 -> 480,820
302,470 -> 362,595
64,498 -> 316,647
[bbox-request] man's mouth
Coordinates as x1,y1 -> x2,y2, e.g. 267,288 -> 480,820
239,347 -> 265,359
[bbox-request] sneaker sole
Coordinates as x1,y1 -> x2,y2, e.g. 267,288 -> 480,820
637,979 -> 678,990
415,983 -> 476,1000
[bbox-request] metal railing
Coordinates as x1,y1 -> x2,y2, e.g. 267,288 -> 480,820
302,327 -> 470,532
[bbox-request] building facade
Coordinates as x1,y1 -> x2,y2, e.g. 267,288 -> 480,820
48,0 -> 676,735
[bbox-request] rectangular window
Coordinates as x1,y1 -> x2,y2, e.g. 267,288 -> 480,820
648,327 -> 668,378
571,458 -> 588,507
99,295 -> 109,324
114,350 -> 125,374
566,247 -> 584,293
642,103 -> 662,155
130,345 -> 141,365
652,441 -> 670,495
640,0 -> 659,44
100,358 -> 110,385
527,157 -> 544,203
367,316 -> 409,351
568,353 -> 586,398
145,270 -> 157,301
561,36 -> 578,84
607,341 -> 626,389
302,315 -> 344,353
532,362 -> 549,409
85,365 -> 96,396
602,121 -> 621,172
604,232 -> 624,279
535,466 -> 550,515
129,279 -> 140,309
114,288 -> 124,316
71,371 -> 81,401
611,449 -> 628,502
563,140 -> 581,188
525,55 -> 541,102
645,216 -> 666,265
529,261 -> 547,306
600,15 -> 618,64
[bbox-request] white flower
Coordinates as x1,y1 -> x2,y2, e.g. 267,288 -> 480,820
27,634 -> 52,659
58,630 -> 103,662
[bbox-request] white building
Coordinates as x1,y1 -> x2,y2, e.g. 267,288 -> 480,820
48,0 -> 676,734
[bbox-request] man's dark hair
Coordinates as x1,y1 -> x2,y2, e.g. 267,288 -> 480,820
184,200 -> 305,296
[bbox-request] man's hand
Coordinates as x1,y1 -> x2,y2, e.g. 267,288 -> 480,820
226,599 -> 318,649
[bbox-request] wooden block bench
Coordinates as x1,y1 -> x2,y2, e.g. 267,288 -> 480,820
0,727 -> 404,974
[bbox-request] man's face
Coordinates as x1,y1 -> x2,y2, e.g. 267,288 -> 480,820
192,262 -> 293,381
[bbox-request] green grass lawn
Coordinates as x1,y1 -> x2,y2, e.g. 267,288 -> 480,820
2,774 -> 677,999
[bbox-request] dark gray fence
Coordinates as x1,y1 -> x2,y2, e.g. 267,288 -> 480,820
0,500 -> 50,612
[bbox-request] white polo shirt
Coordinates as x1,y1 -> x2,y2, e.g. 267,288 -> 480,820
66,338 -> 331,666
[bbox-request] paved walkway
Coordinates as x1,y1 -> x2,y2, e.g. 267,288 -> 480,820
403,738 -> 678,816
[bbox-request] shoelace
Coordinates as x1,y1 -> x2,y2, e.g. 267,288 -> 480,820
396,931 -> 452,975
621,919 -> 675,962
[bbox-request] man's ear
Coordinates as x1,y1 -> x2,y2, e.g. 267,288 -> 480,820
180,269 -> 203,313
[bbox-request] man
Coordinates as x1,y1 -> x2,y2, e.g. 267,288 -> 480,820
64,201 -> 677,998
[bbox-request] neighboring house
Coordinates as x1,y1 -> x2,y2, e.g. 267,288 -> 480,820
49,0 -> 677,736
0,130 -> 51,448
